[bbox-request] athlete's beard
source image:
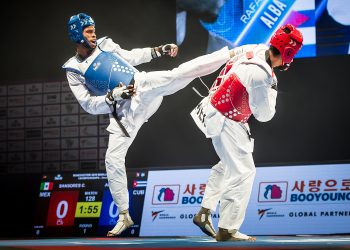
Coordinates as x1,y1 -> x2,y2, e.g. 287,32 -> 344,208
83,40 -> 96,51
265,50 -> 272,68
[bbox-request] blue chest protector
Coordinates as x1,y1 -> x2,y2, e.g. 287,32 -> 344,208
84,50 -> 138,96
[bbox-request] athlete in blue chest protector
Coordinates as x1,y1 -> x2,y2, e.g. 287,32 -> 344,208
63,13 -> 236,237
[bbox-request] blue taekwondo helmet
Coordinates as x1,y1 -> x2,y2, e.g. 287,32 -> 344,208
68,13 -> 95,47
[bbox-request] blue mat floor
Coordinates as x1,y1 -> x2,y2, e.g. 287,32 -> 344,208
0,235 -> 350,249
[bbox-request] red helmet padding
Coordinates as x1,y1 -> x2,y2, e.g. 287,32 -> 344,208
270,24 -> 303,65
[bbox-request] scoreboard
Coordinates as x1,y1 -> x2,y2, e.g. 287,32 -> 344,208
33,170 -> 147,237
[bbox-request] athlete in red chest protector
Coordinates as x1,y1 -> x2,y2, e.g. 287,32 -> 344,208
191,24 -> 303,241
210,61 -> 252,124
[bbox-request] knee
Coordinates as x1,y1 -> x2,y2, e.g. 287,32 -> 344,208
105,154 -> 125,173
212,161 -> 225,174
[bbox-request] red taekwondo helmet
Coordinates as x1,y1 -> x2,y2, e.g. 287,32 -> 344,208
270,24 -> 303,68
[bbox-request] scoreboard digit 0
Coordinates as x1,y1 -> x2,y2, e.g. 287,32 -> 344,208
46,191 -> 79,227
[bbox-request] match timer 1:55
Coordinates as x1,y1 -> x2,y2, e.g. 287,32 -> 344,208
75,202 -> 102,218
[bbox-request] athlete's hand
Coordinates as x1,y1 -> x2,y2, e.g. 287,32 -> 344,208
154,44 -> 178,58
161,44 -> 178,57
105,83 -> 135,105
112,83 -> 135,100
125,84 -> 136,97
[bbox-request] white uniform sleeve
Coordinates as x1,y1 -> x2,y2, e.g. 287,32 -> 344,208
103,38 -> 153,66
236,64 -> 277,122
99,38 -> 153,66
115,46 -> 153,66
66,71 -> 112,115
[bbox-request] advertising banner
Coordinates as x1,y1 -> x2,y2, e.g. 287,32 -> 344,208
140,169 -> 219,236
241,163 -> 350,235
140,164 -> 350,236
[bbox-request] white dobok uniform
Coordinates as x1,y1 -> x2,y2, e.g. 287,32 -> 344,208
63,37 -> 231,212
191,44 -> 278,230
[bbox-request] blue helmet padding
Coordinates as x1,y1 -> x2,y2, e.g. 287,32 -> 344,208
68,13 -> 95,44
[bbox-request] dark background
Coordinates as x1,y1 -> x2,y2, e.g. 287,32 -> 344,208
0,0 -> 349,237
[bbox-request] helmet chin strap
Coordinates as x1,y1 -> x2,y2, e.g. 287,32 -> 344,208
81,37 -> 95,51
83,41 -> 94,51
276,64 -> 290,71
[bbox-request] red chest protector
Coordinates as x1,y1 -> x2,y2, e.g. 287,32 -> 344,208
210,54 -> 252,123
